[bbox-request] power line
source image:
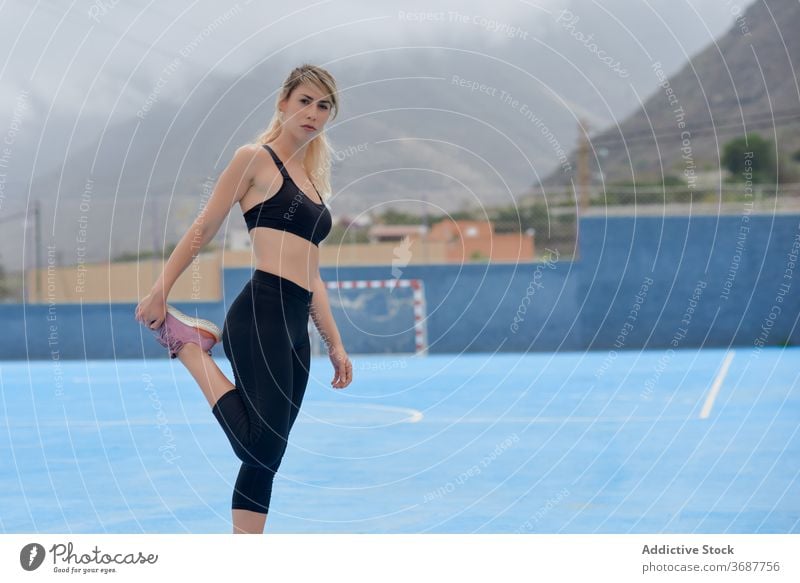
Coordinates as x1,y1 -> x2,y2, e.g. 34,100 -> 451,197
524,182 -> 800,196
592,107 -> 800,143
590,108 -> 800,148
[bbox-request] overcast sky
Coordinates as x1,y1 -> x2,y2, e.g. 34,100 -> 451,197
0,0 -> 762,271
1,0 -> 756,121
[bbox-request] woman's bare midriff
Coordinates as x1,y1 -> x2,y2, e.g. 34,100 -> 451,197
238,144 -> 321,293
248,228 -> 319,292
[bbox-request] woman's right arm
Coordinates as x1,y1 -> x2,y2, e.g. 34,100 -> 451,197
136,145 -> 259,329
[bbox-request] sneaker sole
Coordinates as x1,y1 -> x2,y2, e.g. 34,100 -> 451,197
166,305 -> 222,342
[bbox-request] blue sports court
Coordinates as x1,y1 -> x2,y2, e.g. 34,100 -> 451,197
1,345 -> 797,533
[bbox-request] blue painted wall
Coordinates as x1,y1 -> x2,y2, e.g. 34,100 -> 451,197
578,214 -> 800,351
2,214 -> 798,360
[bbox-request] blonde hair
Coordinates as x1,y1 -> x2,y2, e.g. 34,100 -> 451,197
252,64 -> 339,203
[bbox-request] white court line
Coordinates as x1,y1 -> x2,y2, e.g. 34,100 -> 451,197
423,415 -> 692,424
699,350 -> 735,420
0,415 -> 695,428
305,402 -> 424,423
0,403 -> 425,428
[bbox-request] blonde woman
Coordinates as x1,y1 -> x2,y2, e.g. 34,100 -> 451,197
135,64 -> 352,534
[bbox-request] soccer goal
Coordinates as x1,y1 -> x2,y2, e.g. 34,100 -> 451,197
308,278 -> 429,356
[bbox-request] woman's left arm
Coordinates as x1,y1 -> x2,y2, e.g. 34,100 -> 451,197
310,272 -> 352,389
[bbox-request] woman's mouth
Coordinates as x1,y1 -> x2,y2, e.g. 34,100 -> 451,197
301,125 -> 316,131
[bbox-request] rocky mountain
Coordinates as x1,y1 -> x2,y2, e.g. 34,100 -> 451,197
0,0 -> 759,270
542,0 -> 800,188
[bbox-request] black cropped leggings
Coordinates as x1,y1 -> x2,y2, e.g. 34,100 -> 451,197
212,269 -> 314,514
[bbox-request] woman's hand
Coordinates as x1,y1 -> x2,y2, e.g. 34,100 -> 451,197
135,287 -> 167,330
328,343 -> 352,389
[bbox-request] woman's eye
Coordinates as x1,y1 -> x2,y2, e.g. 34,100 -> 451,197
301,98 -> 328,110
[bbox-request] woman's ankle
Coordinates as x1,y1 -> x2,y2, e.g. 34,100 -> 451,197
176,341 -> 204,361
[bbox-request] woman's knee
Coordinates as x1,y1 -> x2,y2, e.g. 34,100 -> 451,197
232,430 -> 286,469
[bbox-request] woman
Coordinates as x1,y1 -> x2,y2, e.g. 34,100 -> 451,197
134,64 -> 352,534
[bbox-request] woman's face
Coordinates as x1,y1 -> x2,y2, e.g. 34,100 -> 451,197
281,82 -> 332,140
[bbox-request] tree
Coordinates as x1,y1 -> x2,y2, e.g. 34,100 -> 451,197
380,209 -> 423,225
0,260 -> 12,300
722,133 -> 777,183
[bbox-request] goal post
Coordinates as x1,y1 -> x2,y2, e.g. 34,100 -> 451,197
308,278 -> 429,356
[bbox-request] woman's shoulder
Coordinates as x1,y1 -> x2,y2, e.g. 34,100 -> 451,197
237,142 -> 270,158
233,143 -> 282,177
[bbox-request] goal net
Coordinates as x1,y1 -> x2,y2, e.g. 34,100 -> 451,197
308,278 -> 429,356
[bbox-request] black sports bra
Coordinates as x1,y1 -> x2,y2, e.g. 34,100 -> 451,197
243,144 -> 332,246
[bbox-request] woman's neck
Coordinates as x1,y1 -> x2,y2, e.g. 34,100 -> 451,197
270,133 -> 309,166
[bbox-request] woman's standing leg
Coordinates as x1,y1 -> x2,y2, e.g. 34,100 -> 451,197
288,341 -> 311,433
229,341 -> 311,533
231,508 -> 266,534
169,277 -> 312,534
214,280 -> 307,533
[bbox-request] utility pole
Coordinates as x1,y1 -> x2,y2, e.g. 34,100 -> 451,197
577,118 -> 590,212
574,119 -> 591,260
0,206 -> 30,301
421,192 -> 429,264
35,199 -> 42,303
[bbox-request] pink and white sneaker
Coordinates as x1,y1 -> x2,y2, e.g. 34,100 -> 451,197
152,305 -> 222,359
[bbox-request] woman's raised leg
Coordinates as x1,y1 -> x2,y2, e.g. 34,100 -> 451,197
177,342 -> 273,534
175,342 -> 236,409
